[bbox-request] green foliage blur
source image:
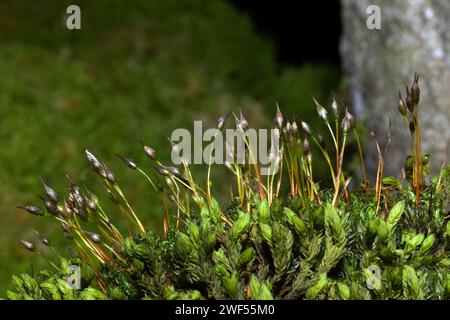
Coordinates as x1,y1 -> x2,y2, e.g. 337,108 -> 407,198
0,0 -> 341,293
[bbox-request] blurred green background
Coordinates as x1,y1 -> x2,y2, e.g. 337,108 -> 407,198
0,0 -> 342,293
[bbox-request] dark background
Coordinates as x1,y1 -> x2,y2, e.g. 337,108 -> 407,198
228,0 -> 342,65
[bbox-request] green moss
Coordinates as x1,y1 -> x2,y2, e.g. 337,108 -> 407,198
0,0 -> 342,294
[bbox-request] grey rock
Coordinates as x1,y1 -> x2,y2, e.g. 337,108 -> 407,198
340,0 -> 450,178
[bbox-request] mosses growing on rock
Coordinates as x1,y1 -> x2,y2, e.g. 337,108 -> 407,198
8,74 -> 450,300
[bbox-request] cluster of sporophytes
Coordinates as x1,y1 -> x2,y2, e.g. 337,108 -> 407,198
8,74 -> 450,300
